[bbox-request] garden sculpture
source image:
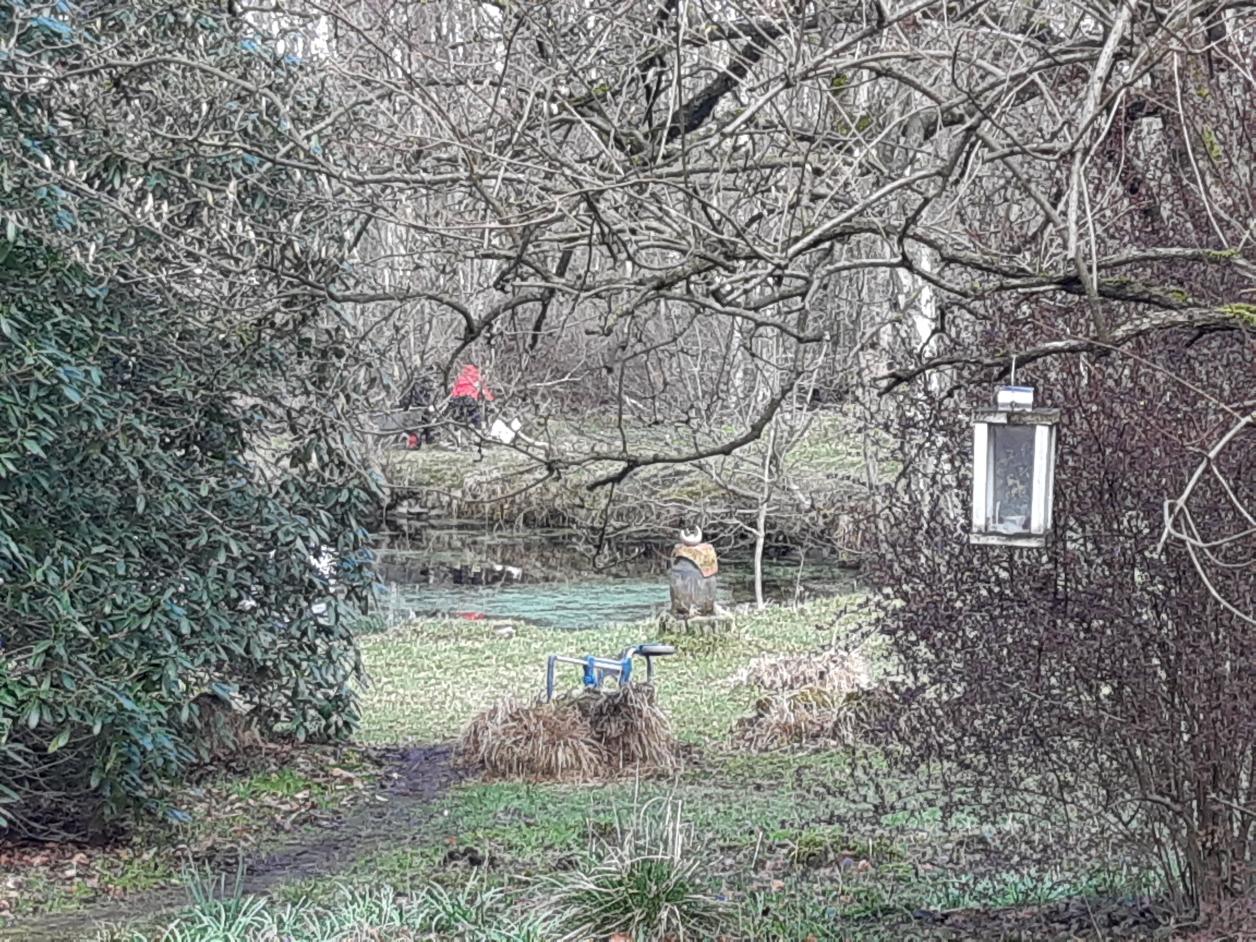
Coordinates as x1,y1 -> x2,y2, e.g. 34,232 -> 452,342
544,642 -> 676,702
669,526 -> 719,617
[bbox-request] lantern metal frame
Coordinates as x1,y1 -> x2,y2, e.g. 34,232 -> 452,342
971,386 -> 1059,548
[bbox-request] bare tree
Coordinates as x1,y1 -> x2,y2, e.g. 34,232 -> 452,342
265,0 -> 1250,477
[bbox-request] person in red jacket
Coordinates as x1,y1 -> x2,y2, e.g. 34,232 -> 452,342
449,363 -> 494,429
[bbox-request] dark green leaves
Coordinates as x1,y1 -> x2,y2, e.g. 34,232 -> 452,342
0,0 -> 374,840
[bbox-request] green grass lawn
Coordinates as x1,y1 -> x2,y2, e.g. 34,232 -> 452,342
345,600 -> 917,937
336,600 -> 1149,940
10,597 -> 1155,941
357,596 -> 862,745
328,598 -> 969,939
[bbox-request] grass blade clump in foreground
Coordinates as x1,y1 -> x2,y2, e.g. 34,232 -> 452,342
98,881 -> 551,941
543,795 -> 725,942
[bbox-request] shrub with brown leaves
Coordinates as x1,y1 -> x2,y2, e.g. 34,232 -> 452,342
870,331 -> 1256,917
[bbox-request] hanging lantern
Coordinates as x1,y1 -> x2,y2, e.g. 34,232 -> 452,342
971,385 -> 1059,547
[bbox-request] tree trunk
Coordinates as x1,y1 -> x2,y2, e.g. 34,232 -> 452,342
753,501 -> 767,610
753,423 -> 777,610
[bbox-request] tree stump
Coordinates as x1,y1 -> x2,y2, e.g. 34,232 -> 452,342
669,556 -> 718,616
657,611 -> 737,637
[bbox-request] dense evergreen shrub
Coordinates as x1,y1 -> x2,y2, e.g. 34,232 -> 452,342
0,0 -> 378,838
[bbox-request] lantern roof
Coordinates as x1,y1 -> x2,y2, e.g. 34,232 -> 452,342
974,384 -> 1059,424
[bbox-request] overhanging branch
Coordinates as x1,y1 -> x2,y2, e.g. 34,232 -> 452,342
878,307 -> 1251,392
574,379 -> 796,489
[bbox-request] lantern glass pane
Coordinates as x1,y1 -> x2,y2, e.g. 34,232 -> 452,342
989,424 -> 1035,533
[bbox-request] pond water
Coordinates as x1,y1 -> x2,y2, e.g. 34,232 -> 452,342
368,524 -> 855,630
372,578 -> 674,629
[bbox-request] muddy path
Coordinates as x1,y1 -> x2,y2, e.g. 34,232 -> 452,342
0,745 -> 465,942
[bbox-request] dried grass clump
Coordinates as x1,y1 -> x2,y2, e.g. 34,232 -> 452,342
731,647 -> 901,752
580,682 -> 678,773
733,686 -> 853,750
731,647 -> 872,695
187,692 -> 262,762
460,684 -> 678,781
460,697 -> 606,781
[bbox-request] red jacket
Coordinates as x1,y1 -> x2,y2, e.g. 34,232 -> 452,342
451,364 -> 495,401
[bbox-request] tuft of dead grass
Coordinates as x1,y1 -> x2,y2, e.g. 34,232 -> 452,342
460,684 -> 678,781
579,683 -> 678,773
187,692 -> 262,762
460,697 -> 606,782
733,686 -> 855,750
730,647 -> 901,751
730,646 -> 872,695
